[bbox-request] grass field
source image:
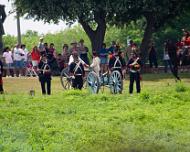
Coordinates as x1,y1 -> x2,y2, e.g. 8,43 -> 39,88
0,73 -> 190,152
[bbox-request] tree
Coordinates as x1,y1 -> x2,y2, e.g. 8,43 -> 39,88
114,0 -> 190,62
13,0 -> 133,52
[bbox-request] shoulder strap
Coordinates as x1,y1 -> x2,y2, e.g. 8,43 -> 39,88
114,56 -> 122,68
74,61 -> 83,75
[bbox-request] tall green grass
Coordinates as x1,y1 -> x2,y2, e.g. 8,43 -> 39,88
0,75 -> 190,152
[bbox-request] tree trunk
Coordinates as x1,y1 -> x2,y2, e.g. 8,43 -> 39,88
79,13 -> 106,53
140,16 -> 155,64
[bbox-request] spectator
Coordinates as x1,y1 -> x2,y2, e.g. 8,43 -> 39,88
56,54 -> 65,71
148,42 -> 158,68
13,44 -> 24,77
62,44 -> 70,65
126,40 -> 135,60
48,43 -> 56,57
99,43 -> 108,73
31,46 -> 40,70
108,41 -> 117,54
79,39 -> 89,64
163,43 -> 172,73
38,37 -> 45,55
2,47 -> 14,77
21,44 -> 29,76
90,52 -> 100,77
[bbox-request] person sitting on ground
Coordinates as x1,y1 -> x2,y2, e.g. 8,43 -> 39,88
2,47 -> 14,77
90,52 -> 101,77
127,52 -> 142,94
38,55 -> 52,95
109,46 -> 126,77
69,51 -> 85,90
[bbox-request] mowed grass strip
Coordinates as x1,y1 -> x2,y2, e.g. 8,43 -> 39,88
0,73 -> 190,152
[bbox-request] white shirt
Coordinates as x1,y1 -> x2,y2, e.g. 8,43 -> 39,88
13,47 -> 24,61
3,51 -> 13,64
22,48 -> 29,61
68,55 -> 85,65
90,57 -> 100,76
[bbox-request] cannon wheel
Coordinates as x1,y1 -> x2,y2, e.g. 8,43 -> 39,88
109,70 -> 123,94
60,67 -> 72,90
87,71 -> 100,94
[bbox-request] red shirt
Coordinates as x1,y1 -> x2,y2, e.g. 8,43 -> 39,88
31,50 -> 40,61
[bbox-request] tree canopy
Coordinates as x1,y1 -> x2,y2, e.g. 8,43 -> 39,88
12,0 -> 190,61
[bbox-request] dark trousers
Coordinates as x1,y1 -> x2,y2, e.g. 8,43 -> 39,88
149,56 -> 158,68
0,76 -> 3,93
72,76 -> 83,90
129,72 -> 141,94
40,79 -> 51,95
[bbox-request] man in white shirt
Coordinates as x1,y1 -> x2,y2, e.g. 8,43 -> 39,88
13,44 -> 24,77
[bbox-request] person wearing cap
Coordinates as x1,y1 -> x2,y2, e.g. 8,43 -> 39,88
69,51 -> 85,90
38,55 -> 52,95
109,46 -> 126,77
127,52 -> 142,94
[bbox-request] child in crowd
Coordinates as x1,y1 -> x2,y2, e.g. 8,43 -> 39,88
38,55 -> 52,95
69,51 -> 85,90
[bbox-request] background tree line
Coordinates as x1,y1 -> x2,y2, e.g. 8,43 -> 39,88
3,10 -> 190,64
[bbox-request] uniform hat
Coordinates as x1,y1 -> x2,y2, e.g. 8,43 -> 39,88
40,37 -> 44,40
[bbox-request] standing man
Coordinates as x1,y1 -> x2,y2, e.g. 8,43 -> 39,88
38,55 -> 52,95
127,53 -> 142,94
0,5 -> 6,53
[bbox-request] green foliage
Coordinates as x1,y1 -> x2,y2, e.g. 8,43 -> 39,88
0,80 -> 190,151
175,82 -> 187,93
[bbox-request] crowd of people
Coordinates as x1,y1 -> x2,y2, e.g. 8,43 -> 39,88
1,29 -> 190,95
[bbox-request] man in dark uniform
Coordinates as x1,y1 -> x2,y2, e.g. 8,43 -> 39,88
38,55 -> 52,95
127,53 -> 142,94
109,47 -> 126,77
69,51 -> 85,90
0,5 -> 6,52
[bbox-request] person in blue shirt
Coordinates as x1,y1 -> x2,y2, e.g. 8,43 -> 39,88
99,43 -> 108,73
